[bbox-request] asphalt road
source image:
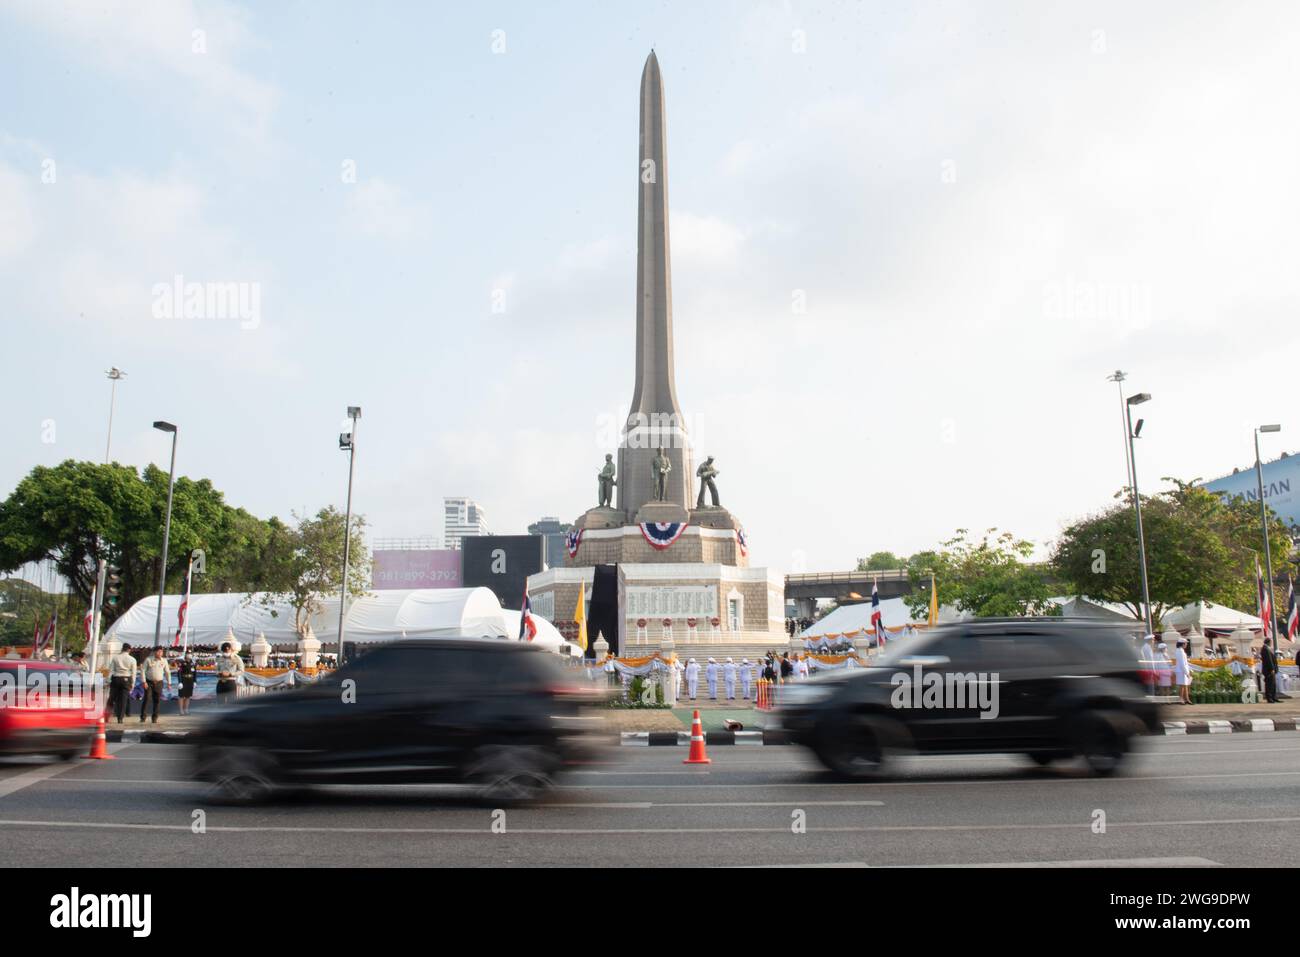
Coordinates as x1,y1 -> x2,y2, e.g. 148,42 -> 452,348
1,735 -> 1297,867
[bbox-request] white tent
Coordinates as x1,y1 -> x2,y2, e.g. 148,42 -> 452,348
499,609 -> 568,653
1161,600 -> 1263,634
343,588 -> 508,641
1049,595 -> 1139,622
798,598 -> 921,641
106,588 -> 509,647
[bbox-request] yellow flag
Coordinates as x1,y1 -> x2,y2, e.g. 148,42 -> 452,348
574,585 -> 588,652
928,572 -> 939,628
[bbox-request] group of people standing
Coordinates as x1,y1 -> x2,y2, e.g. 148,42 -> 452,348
678,651 -> 809,701
101,641 -> 245,723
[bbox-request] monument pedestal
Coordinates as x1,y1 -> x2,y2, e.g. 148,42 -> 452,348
577,506 -> 624,530
636,502 -> 689,525
690,506 -> 738,530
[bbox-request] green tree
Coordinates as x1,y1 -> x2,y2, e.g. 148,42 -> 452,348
0,460 -> 285,626
902,529 -> 1058,619
856,551 -> 903,572
257,507 -> 371,636
1050,479 -> 1291,625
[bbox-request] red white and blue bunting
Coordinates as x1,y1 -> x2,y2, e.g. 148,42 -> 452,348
565,529 -> 583,558
736,527 -> 748,557
640,522 -> 688,550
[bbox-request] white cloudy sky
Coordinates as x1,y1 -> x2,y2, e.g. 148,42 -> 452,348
3,0 -> 1299,573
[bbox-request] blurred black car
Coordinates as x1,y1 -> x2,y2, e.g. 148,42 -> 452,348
191,640 -> 601,804
778,619 -> 1162,778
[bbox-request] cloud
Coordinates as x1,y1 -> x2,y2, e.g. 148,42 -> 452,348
0,0 -> 277,145
343,178 -> 423,241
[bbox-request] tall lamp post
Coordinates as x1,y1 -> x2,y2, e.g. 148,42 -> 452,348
104,368 -> 127,463
336,407 -> 361,666
1255,424 -> 1282,639
151,421 -> 178,649
1124,393 -> 1154,636
1106,371 -> 1134,493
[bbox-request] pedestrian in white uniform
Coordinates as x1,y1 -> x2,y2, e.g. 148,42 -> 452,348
705,657 -> 719,700
797,656 -> 810,680
740,658 -> 752,699
674,657 -> 685,699
685,658 -> 700,700
1174,638 -> 1192,705
1156,642 -> 1173,692
723,657 -> 737,700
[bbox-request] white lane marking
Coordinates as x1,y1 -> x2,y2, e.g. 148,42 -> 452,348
890,856 -> 1224,868
0,818 -> 1293,836
540,800 -> 883,809
573,769 -> 1300,789
0,744 -> 131,799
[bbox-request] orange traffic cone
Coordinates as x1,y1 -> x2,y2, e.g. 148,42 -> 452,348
84,716 -> 115,761
683,709 -> 711,764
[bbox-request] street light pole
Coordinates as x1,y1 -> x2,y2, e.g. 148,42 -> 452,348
151,422 -> 178,649
1106,370 -> 1134,493
336,407 -> 361,666
104,368 -> 126,463
1125,394 -> 1154,635
1255,424 -> 1282,639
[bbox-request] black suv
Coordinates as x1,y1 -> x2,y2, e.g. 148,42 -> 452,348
191,640 -> 600,803
778,619 -> 1162,778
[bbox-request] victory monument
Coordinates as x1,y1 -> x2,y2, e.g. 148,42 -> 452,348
527,52 -> 787,655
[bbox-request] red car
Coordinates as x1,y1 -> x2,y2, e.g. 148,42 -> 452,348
0,660 -> 99,760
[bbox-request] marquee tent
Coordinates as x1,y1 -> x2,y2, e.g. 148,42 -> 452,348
106,588 -> 509,648
500,609 -> 569,653
1048,595 -> 1138,622
798,598 -> 933,642
1161,600 -> 1263,636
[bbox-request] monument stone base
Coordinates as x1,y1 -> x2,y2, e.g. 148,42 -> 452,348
577,506 -> 624,530
636,501 -> 690,524
690,506 -> 738,529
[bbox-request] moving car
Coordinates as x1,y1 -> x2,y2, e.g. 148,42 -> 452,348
0,660 -> 98,760
191,639 -> 601,804
778,619 -> 1162,778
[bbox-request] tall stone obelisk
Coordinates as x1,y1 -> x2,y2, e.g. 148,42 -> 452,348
618,51 -> 694,523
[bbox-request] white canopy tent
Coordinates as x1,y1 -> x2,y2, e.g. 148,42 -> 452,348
499,609 -> 574,654
798,598 -> 929,642
106,588 -> 509,648
1048,595 -> 1139,623
1161,600 -> 1263,635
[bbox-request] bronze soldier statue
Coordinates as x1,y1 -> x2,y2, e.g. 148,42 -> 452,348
597,454 -> 617,508
696,456 -> 720,508
652,447 -> 672,501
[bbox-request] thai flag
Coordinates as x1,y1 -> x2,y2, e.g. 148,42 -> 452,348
1257,556 -> 1273,640
174,562 -> 192,648
36,611 -> 57,654
519,589 -> 537,642
1287,577 -> 1298,640
871,578 -> 886,646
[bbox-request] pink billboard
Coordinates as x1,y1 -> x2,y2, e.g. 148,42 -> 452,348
371,550 -> 463,590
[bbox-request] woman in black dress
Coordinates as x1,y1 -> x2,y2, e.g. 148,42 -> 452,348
176,655 -> 197,715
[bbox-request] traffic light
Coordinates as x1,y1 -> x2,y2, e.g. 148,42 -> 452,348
104,564 -> 121,608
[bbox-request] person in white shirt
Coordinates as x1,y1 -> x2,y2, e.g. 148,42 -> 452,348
685,658 -> 700,700
1173,638 -> 1192,705
705,658 -> 719,700
107,644 -> 138,724
740,658 -> 752,700
215,641 -> 244,705
723,658 -> 737,700
139,646 -> 172,723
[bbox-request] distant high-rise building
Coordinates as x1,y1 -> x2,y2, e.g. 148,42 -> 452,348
444,497 -> 490,550
528,516 -> 573,569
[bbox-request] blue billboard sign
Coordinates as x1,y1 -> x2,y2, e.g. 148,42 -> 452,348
1202,455 -> 1300,532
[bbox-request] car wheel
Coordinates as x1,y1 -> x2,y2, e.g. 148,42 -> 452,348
1026,751 -> 1056,766
812,714 -> 894,780
1072,711 -> 1129,776
204,746 -> 277,805
470,745 -> 554,805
